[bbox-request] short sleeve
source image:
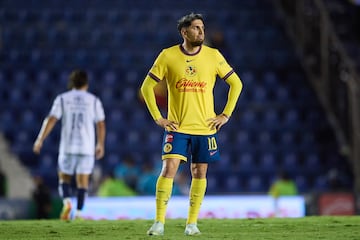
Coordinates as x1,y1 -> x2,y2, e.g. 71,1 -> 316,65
148,50 -> 168,82
95,98 -> 105,122
215,50 -> 234,79
48,95 -> 62,119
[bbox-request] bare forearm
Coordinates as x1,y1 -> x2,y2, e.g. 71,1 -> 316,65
95,121 -> 106,160
33,116 -> 57,154
96,121 -> 106,146
36,116 -> 57,142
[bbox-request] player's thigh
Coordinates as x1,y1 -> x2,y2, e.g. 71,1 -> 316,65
58,172 -> 72,183
191,134 -> 220,163
58,154 -> 77,176
76,155 -> 95,175
161,131 -> 190,162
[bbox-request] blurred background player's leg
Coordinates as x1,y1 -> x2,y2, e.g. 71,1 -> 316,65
58,172 -> 72,220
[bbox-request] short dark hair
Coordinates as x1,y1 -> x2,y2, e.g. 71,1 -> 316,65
177,13 -> 204,33
68,69 -> 88,89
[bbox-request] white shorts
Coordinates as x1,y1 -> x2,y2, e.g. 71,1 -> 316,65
58,154 -> 95,175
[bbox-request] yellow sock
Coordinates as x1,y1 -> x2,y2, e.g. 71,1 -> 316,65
187,178 -> 207,224
155,176 -> 173,224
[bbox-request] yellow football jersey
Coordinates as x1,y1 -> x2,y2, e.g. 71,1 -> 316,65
148,44 -> 235,135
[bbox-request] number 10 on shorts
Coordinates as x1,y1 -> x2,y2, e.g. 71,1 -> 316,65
207,137 -> 217,150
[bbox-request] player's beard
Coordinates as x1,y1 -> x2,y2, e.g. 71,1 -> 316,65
190,39 -> 204,47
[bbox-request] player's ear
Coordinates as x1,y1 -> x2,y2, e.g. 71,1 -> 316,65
181,28 -> 187,37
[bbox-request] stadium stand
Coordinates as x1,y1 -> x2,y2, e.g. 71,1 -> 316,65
0,0 -> 354,195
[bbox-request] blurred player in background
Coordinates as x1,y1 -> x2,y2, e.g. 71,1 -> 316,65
268,170 -> 298,217
33,69 -> 106,220
141,13 -> 242,236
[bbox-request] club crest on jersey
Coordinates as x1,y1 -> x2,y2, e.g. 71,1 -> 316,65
185,65 -> 197,76
163,143 -> 172,153
165,134 -> 174,143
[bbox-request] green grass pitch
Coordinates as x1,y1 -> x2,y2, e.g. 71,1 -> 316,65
0,216 -> 359,240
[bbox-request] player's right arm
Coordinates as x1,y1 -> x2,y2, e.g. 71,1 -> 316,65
33,95 -> 62,154
140,76 -> 162,121
140,50 -> 178,130
33,116 -> 58,154
140,76 -> 178,131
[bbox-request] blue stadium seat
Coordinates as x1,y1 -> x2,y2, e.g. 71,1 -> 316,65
281,152 -> 301,175
12,69 -> 28,88
51,50 -> 67,67
213,152 -> 231,171
252,85 -> 268,102
262,109 -> 280,130
30,49 -> 46,67
279,130 -> 297,148
246,175 -> 266,193
274,86 -> 291,103
282,108 -> 300,129
127,108 -> 149,130
234,130 -> 254,150
101,70 -> 117,87
8,89 -> 25,104
207,175 -> 220,194
103,153 -> 121,174
256,130 -> 274,147
1,110 -> 17,138
299,131 -> 316,150
99,87 -> 115,107
262,71 -> 279,89
105,131 -> 119,153
34,69 -> 50,87
107,109 -> 124,131
144,129 -> 163,150
258,151 -> 278,174
295,175 -> 309,193
20,109 -> 37,131
63,9 -> 85,23
303,152 -> 322,174
38,153 -> 56,174
239,109 -> 260,129
237,152 -> 257,175
224,174 -> 242,192
123,130 -> 141,151
314,175 -> 329,191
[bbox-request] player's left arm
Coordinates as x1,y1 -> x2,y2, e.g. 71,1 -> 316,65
222,72 -> 243,117
208,72 -> 242,131
94,98 -> 106,160
95,120 -> 106,160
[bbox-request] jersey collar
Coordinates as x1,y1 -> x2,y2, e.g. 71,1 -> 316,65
179,44 -> 202,56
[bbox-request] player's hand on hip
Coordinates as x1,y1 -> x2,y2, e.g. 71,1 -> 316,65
207,113 -> 229,131
156,118 -> 178,131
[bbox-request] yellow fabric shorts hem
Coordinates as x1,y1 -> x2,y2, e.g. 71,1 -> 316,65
162,154 -> 187,162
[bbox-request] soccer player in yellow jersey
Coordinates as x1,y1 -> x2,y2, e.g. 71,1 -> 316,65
141,13 -> 243,236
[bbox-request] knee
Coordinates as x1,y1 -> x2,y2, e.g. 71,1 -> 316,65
191,164 -> 208,179
161,165 -> 177,178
